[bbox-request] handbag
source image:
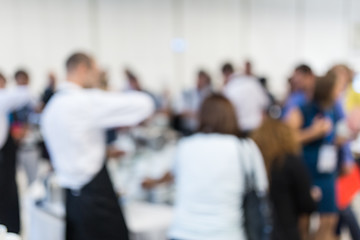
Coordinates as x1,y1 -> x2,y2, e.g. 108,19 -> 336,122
239,139 -> 273,240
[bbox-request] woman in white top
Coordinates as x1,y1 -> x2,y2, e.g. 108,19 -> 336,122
143,94 -> 268,240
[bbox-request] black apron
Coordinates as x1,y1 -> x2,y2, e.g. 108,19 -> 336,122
0,132 -> 20,233
65,164 -> 129,240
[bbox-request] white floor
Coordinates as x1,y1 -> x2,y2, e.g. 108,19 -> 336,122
17,161 -> 51,240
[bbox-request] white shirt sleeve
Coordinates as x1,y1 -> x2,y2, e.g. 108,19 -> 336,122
90,90 -> 155,129
0,86 -> 32,113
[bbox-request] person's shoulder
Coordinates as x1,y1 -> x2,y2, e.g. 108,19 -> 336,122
177,134 -> 196,144
239,137 -> 254,144
178,133 -> 208,144
229,74 -> 254,84
180,88 -> 195,97
224,76 -> 251,94
41,93 -> 63,116
283,153 -> 301,162
298,100 -> 313,112
240,137 -> 262,152
179,133 -> 238,145
44,90 -> 84,112
176,134 -> 199,150
282,154 -> 305,170
226,75 -> 242,86
287,91 -> 306,103
87,88 -> 106,95
241,76 -> 266,92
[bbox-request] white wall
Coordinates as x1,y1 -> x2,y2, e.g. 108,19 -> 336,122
181,0 -> 244,90
0,0 -> 93,94
97,0 -> 174,92
0,0 -> 360,98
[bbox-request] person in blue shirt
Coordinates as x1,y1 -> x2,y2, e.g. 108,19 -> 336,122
283,64 -> 314,119
287,71 -> 352,240
284,65 -> 353,166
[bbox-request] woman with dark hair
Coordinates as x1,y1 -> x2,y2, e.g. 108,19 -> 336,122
252,115 -> 318,240
288,72 -> 344,240
143,94 -> 268,240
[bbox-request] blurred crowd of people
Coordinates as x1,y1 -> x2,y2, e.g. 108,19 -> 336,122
1,53 -> 360,240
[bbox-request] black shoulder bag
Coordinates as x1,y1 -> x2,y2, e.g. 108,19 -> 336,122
239,139 -> 273,240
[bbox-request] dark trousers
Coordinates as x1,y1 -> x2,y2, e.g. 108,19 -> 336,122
0,133 -> 20,234
66,165 -> 129,240
336,206 -> 360,239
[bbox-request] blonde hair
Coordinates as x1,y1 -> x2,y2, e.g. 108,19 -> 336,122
251,117 -> 300,179
330,64 -> 353,84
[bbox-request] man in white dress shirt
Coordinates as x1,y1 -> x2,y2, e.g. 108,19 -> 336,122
41,53 -> 155,240
0,80 -> 31,233
222,63 -> 269,134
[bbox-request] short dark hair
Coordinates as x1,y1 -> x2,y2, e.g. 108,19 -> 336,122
14,70 -> 29,80
295,64 -> 313,75
198,94 -> 240,136
221,63 -> 234,74
66,52 -> 92,72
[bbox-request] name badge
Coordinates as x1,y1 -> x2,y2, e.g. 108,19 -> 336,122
317,144 -> 337,173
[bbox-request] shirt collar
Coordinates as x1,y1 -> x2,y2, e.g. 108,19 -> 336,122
58,81 -> 83,92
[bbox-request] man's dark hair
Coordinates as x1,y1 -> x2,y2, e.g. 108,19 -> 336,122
221,63 -> 234,74
66,53 -> 92,72
14,70 -> 29,80
295,64 -> 312,75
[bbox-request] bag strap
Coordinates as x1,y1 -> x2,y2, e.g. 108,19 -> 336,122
238,138 -> 255,192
